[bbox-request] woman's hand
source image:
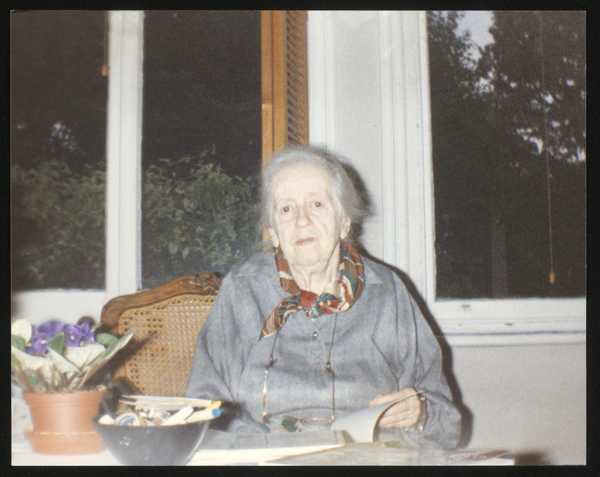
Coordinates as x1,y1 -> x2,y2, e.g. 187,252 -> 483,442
369,387 -> 426,429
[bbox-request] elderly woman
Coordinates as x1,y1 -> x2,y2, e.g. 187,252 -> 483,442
186,146 -> 461,449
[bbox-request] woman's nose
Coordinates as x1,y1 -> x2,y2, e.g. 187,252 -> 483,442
295,204 -> 311,226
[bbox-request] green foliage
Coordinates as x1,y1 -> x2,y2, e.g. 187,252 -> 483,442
11,336 -> 26,351
11,328 -> 134,392
11,152 -> 260,289
480,11 -> 585,164
11,159 -> 106,289
142,156 -> 260,286
48,333 -> 65,355
95,332 -> 118,348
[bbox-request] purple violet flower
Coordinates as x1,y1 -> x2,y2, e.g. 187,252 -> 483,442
36,319 -> 65,338
26,333 -> 50,355
63,324 -> 83,347
78,321 -> 96,344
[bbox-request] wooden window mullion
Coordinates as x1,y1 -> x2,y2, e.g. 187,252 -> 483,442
261,10 -> 308,167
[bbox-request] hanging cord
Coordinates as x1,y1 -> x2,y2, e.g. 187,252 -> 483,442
262,313 -> 339,429
261,329 -> 281,422
538,12 -> 555,285
101,13 -> 109,77
324,312 -> 339,422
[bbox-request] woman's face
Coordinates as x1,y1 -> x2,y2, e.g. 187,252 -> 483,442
269,163 -> 350,270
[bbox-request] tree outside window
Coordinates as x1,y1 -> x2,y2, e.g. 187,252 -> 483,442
427,11 -> 585,299
11,11 -> 307,293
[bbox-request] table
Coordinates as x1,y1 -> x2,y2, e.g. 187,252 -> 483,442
12,390 -> 513,465
12,440 -> 513,466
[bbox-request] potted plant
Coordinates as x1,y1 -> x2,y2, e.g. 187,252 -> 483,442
11,317 -> 134,454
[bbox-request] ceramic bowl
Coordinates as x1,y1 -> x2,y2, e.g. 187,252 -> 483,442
93,417 -> 210,466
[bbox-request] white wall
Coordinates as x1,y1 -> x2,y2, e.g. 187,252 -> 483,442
308,11 -> 586,464
451,344 -> 586,464
11,291 -> 107,325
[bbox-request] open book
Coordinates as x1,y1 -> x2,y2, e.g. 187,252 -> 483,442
188,398 -> 404,465
329,397 -> 405,443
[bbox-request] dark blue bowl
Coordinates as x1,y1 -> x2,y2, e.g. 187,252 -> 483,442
93,417 -> 210,466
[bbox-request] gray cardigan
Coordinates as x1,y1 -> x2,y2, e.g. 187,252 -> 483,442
186,251 -> 461,449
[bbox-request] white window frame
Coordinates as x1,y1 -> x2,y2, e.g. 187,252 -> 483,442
12,11 -> 144,325
13,11 -> 586,345
417,12 -> 585,345
104,10 -> 144,299
308,11 -> 585,346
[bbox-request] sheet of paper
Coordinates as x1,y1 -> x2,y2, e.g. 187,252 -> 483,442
189,428 -> 347,465
265,444 -> 514,466
202,428 -> 346,449
330,399 -> 400,443
119,395 -> 217,410
189,444 -> 344,465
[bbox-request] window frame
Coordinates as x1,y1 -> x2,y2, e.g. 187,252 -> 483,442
13,11 -> 585,344
10,11 -> 133,325
419,11 -> 585,345
307,11 -> 585,346
104,11 -> 144,299
12,10 -> 309,324
261,10 -> 309,165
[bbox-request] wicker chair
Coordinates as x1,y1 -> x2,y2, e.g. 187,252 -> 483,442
100,272 -> 221,396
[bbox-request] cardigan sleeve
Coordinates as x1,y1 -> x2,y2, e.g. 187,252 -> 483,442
392,276 -> 462,449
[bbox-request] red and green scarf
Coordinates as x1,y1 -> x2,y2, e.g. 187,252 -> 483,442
260,240 -> 365,339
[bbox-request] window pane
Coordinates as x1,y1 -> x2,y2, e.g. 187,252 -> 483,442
427,11 -> 586,298
142,11 -> 262,288
11,11 -> 107,290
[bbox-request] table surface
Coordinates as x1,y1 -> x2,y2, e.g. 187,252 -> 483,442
12,439 -> 514,466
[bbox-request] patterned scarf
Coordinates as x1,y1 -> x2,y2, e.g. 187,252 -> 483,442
259,240 -> 365,339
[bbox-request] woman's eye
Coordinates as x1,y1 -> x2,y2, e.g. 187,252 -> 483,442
314,201 -> 322,208
281,205 -> 291,214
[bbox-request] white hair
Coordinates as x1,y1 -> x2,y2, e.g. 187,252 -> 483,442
260,146 -> 368,236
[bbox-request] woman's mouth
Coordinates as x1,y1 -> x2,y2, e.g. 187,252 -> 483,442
296,237 -> 315,246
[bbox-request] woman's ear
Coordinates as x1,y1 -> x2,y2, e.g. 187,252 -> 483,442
268,227 -> 280,248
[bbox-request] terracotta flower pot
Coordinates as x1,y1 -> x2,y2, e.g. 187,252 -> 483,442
24,389 -> 107,454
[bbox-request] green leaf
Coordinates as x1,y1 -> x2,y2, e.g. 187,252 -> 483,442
32,368 -> 49,392
80,330 -> 134,386
93,330 -> 134,366
11,335 -> 26,351
12,352 -> 49,392
47,347 -> 82,375
48,332 -> 65,355
95,332 -> 118,348
24,369 -> 40,389
11,357 -> 33,392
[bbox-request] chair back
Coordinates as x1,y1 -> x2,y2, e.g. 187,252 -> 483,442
100,272 -> 221,396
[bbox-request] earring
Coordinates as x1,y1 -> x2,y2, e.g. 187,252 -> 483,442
269,229 -> 280,248
341,221 -> 351,240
